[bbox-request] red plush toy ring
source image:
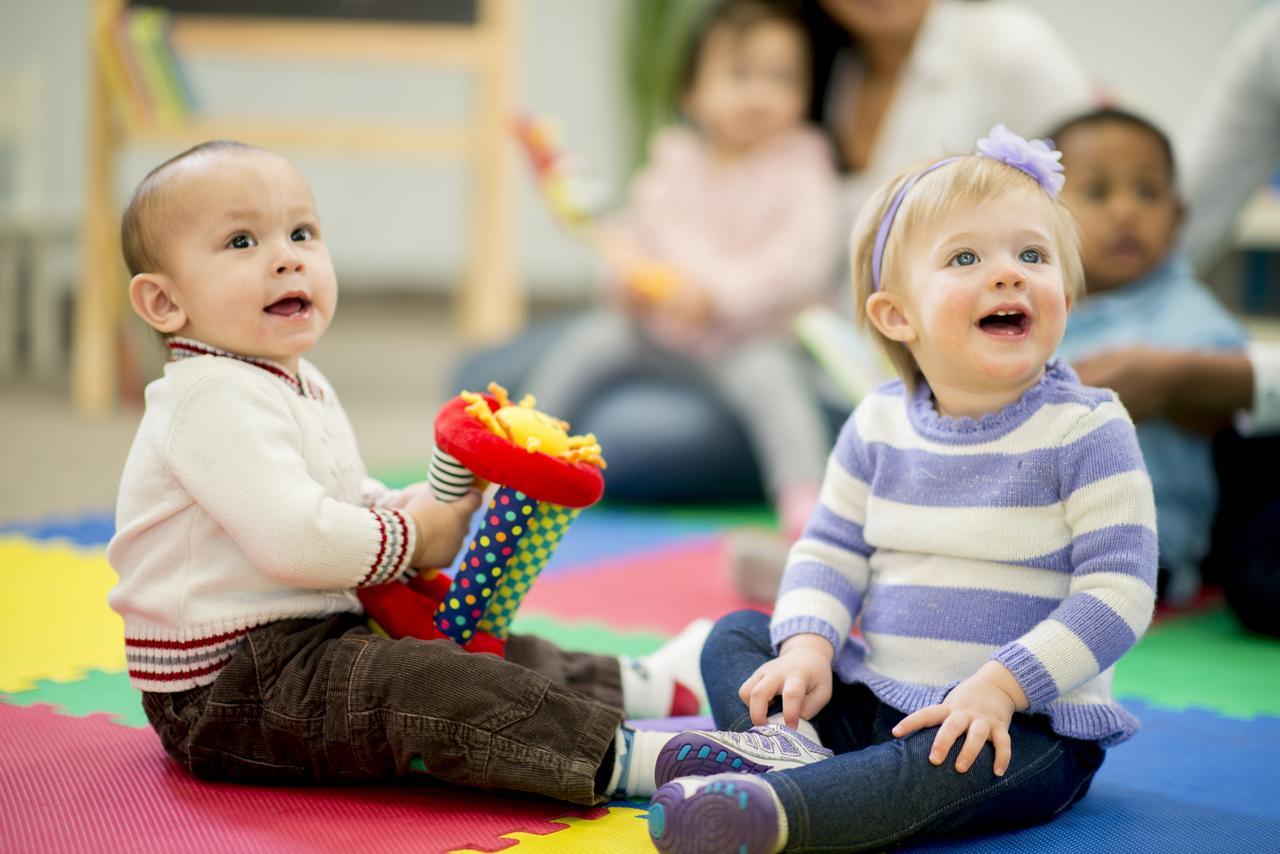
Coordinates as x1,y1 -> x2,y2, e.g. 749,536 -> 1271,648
434,393 -> 605,508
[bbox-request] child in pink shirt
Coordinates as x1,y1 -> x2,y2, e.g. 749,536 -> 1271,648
526,0 -> 841,540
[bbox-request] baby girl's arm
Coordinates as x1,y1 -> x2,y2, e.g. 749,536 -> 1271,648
992,398 -> 1158,710
891,661 -> 1028,776
740,633 -> 835,729
760,414 -> 874,724
895,397 -> 1155,776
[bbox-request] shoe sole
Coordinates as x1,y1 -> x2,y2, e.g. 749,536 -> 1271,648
655,733 -> 774,786
648,778 -> 779,854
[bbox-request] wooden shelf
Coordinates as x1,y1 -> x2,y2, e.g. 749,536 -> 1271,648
128,119 -> 473,158
72,0 -> 523,416
171,16 -> 495,66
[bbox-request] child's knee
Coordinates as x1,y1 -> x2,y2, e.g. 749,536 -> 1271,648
707,609 -> 772,656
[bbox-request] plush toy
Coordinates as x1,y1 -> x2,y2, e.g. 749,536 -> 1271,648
357,383 -> 606,656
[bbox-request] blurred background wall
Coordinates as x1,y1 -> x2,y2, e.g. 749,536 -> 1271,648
0,0 -> 1268,303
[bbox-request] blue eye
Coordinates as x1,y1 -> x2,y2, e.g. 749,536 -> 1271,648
1019,248 -> 1043,264
227,233 -> 255,250
951,251 -> 978,267
291,227 -> 313,242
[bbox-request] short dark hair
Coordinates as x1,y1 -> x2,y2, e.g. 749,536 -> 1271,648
1046,107 -> 1177,180
678,0 -> 810,97
120,139 -> 260,276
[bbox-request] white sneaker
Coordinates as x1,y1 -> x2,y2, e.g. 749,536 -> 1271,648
655,724 -> 833,787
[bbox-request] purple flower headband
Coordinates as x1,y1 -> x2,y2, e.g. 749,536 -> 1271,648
870,124 -> 1065,292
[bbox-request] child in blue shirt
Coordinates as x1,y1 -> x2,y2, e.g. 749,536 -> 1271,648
1051,108 -> 1247,603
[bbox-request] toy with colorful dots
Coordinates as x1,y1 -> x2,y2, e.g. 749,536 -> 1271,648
357,383 -> 605,657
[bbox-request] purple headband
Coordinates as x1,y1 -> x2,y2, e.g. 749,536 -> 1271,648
870,124 -> 1066,292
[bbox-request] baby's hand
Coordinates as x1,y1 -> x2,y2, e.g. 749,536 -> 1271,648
623,261 -> 684,304
1071,346 -> 1173,423
892,661 -> 1027,776
404,489 -> 482,569
661,281 -> 714,332
738,633 -> 834,729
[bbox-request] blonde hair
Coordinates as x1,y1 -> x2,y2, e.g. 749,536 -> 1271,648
849,154 -> 1083,388
120,140 -> 260,277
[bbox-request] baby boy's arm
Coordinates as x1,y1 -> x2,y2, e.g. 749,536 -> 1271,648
166,372 -> 418,590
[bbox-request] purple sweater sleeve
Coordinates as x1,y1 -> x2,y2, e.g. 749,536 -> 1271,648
993,402 -> 1158,708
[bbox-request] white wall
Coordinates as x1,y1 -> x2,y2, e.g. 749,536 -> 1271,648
1026,0 -> 1263,139
0,0 -> 1271,298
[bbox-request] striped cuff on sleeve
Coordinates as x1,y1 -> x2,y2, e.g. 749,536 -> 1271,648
359,508 -> 415,587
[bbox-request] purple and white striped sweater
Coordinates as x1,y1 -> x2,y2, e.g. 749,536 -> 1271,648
772,361 -> 1157,746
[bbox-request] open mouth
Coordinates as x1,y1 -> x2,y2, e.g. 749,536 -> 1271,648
1109,236 -> 1146,256
264,296 -> 311,317
976,308 -> 1030,337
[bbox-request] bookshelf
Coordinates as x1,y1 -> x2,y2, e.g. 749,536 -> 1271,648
73,0 -> 522,415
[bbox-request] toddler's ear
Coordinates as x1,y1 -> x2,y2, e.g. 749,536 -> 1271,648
865,292 -> 917,343
129,273 -> 186,333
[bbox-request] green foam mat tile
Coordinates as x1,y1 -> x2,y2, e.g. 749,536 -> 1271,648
508,614 -> 669,657
371,466 -> 429,491
1114,608 -> 1280,719
607,502 -> 777,529
1,669 -> 147,728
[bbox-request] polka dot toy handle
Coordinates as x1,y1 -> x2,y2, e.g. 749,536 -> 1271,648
477,502 -> 580,639
434,485 -> 538,645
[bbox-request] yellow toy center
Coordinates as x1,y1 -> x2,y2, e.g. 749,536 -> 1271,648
461,382 -> 606,468
495,406 -> 571,457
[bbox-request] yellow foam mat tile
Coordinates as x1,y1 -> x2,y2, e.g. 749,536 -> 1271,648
0,537 -> 125,692
449,805 -> 653,853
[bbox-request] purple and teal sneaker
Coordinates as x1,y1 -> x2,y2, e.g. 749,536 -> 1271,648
648,773 -> 782,854
655,724 -> 832,787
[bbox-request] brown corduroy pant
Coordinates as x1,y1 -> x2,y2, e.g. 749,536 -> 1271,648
142,614 -> 625,804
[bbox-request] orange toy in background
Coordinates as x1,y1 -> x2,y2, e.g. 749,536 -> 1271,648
511,114 -> 682,302
357,383 -> 606,656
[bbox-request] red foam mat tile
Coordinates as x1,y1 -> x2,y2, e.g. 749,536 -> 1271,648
520,539 -> 766,635
0,704 -> 603,854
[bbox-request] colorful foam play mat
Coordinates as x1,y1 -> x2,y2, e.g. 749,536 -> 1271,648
3,486 -> 1279,852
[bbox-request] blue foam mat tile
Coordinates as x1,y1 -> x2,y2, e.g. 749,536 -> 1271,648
540,509 -> 723,577
0,510 -> 116,547
0,506 -> 719,572
905,702 -> 1280,853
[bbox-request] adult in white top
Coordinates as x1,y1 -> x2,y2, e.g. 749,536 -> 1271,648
805,0 -> 1096,226
1180,2 -> 1280,276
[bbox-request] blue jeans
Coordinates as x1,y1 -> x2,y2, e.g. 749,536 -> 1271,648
703,610 -> 1105,852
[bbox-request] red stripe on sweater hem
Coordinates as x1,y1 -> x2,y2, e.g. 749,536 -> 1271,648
125,627 -> 248,650
390,509 -> 410,574
129,658 -> 229,682
363,509 -> 389,585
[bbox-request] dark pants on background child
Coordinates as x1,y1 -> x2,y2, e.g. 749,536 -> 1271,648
1205,428 -> 1280,637
703,611 -> 1105,852
141,614 -> 625,804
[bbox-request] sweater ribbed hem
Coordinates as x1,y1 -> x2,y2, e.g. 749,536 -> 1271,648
124,602 -> 363,692
994,642 -> 1060,709
771,616 -> 847,657
833,665 -> 1139,745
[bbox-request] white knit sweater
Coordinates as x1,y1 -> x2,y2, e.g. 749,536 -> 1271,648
107,339 -> 417,692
